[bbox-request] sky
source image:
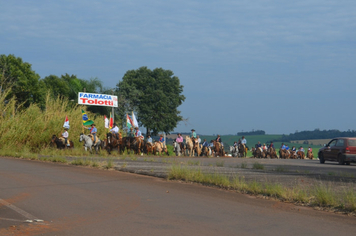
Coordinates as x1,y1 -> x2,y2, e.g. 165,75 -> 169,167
1,0 -> 356,135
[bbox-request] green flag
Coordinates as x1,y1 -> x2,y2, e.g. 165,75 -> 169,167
82,109 -> 94,126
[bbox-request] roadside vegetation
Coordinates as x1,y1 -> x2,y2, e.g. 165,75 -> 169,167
168,165 -> 356,214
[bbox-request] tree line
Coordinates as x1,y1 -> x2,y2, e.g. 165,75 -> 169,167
275,129 -> 356,142
0,54 -> 185,135
237,130 -> 266,136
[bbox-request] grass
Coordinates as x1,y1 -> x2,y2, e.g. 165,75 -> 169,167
240,162 -> 248,168
252,162 -> 264,170
167,165 -> 356,213
187,160 -> 200,166
275,166 -> 287,172
215,161 -> 224,167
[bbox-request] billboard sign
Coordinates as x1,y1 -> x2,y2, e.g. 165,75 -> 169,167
78,92 -> 118,107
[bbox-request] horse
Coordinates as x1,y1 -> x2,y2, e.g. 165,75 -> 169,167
211,140 -> 225,157
173,140 -> 186,156
307,150 -> 314,160
297,150 -> 306,159
51,135 -> 74,149
106,132 -> 121,154
266,147 -> 278,159
238,143 -> 247,157
201,146 -> 211,157
185,136 -> 194,156
230,145 -> 239,157
79,133 -> 101,154
144,141 -> 154,155
152,141 -> 169,156
279,149 -> 291,159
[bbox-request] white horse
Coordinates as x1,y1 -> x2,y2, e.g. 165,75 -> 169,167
79,133 -> 101,154
230,146 -> 239,157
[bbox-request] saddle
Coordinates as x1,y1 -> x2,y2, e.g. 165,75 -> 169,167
59,137 -> 70,146
89,134 -> 99,145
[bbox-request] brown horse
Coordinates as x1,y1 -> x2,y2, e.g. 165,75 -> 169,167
51,135 -> 74,149
307,150 -> 314,160
266,147 -> 278,159
297,151 -> 306,159
238,143 -> 247,157
106,132 -> 122,154
279,149 -> 291,159
211,141 -> 225,157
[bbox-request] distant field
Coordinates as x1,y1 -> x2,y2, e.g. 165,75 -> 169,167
291,139 -> 330,146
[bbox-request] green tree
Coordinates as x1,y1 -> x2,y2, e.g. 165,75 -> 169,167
0,54 -> 45,107
116,67 -> 185,135
42,75 -> 71,98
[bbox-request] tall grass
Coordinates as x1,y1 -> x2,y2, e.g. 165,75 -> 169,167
0,90 -> 107,152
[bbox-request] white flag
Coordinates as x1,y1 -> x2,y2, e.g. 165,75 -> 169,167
104,115 -> 109,129
132,111 -> 139,128
63,115 -> 70,129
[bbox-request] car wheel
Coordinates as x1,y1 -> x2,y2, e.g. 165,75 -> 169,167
319,153 -> 325,164
346,161 -> 351,165
338,154 -> 344,165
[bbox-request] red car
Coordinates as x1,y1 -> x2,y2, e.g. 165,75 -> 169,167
318,137 -> 356,165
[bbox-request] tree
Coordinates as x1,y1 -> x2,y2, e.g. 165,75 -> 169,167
0,54 -> 45,108
116,67 -> 185,135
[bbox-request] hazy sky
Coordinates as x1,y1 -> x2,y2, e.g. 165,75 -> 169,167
1,0 -> 355,135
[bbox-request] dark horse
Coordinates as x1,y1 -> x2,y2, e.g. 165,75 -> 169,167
238,143 -> 247,157
51,135 -> 74,149
106,132 -> 121,154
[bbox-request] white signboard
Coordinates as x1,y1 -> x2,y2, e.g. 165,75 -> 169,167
78,92 -> 118,107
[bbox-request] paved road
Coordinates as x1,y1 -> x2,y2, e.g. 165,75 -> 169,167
0,157 -> 355,236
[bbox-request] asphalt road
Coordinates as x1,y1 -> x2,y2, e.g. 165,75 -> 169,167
1,157 -> 356,236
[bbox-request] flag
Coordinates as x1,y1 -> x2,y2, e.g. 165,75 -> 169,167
109,112 -> 113,129
132,111 -> 138,128
82,109 -> 94,126
104,115 -> 109,129
126,114 -> 133,129
63,115 -> 70,129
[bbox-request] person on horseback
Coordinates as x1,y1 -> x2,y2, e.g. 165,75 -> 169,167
202,139 -> 209,147
216,135 -> 222,143
262,143 -> 268,151
269,142 -> 275,150
159,134 -> 165,149
233,141 -> 238,147
135,127 -> 142,137
110,123 -> 119,139
280,143 -> 286,150
128,127 -> 135,138
62,128 -> 69,147
256,141 -> 261,148
241,136 -> 247,146
191,129 -> 197,139
197,135 -> 201,144
299,146 -> 304,152
147,134 -> 152,144
176,133 -> 183,144
83,123 -> 97,144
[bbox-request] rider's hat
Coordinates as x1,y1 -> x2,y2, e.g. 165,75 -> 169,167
135,127 -> 139,129
91,123 -> 95,126
64,128 -> 68,130
191,129 -> 195,131
113,123 -> 117,126
178,133 -> 181,135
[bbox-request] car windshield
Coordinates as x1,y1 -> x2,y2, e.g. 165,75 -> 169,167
348,139 -> 356,147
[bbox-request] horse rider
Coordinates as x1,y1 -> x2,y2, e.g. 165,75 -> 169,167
191,129 -> 197,142
176,133 -> 184,145
262,143 -> 268,151
159,134 -> 165,149
83,123 -> 97,144
216,135 -> 222,143
197,135 -> 201,144
146,134 -> 153,144
299,146 -> 304,152
280,143 -> 286,150
233,141 -> 238,147
128,127 -> 135,138
62,128 -> 69,147
256,141 -> 262,148
135,127 -> 142,138
202,139 -> 209,148
241,136 -> 247,146
269,142 -> 275,150
110,123 -> 119,139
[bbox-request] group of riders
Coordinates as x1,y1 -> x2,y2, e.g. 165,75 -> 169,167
54,125 -> 314,159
